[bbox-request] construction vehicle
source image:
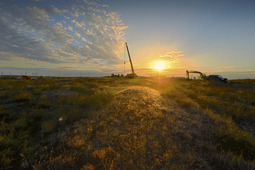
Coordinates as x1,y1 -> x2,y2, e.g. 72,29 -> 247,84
207,75 -> 228,83
186,70 -> 228,83
21,75 -> 31,80
125,42 -> 137,78
186,70 -> 206,79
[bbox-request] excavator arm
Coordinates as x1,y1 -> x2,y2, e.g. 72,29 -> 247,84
186,70 -> 206,79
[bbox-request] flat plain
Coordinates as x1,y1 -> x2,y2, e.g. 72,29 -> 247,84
0,76 -> 255,169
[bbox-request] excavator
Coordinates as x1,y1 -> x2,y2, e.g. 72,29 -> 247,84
186,70 -> 206,79
186,70 -> 228,83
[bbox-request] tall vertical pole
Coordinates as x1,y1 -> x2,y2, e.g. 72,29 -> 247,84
125,42 -> 135,74
124,44 -> 125,74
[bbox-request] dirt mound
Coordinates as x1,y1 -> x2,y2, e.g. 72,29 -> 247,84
35,86 -> 252,169
117,86 -> 161,98
113,86 -> 170,118
34,86 -> 211,169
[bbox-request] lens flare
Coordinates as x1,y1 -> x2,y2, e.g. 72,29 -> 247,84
58,117 -> 63,121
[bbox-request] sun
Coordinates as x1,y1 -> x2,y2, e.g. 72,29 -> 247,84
154,61 -> 166,71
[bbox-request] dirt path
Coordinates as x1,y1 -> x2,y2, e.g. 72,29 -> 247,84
35,86 -> 248,169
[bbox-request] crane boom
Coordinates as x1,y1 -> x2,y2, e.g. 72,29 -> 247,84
125,42 -> 135,74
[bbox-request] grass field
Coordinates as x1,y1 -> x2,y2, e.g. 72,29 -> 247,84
0,76 -> 255,169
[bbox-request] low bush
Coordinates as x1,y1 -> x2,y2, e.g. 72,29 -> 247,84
215,124 -> 255,160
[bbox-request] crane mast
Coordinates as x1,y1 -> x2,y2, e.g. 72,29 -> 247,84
125,42 -> 135,74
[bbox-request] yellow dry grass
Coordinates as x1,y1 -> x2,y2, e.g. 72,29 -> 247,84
1,77 -> 255,169
34,85 -> 254,169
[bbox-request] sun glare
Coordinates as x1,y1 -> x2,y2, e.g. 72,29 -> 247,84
154,61 -> 166,71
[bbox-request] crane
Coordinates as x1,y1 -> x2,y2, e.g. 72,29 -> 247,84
125,42 -> 137,78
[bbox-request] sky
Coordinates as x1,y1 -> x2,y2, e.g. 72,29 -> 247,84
0,0 -> 255,79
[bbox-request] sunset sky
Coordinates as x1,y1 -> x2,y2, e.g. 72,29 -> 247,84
1,0 -> 255,79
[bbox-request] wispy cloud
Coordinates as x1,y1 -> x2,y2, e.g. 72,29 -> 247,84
0,66 -> 106,77
215,65 -> 243,69
74,32 -> 81,38
0,17 -> 58,63
0,0 -> 127,71
160,50 -> 184,62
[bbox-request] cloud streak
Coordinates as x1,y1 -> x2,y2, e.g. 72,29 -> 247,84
0,17 -> 58,63
160,50 -> 184,62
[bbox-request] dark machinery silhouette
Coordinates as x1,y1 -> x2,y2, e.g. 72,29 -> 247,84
186,70 -> 228,83
186,70 -> 206,79
125,42 -> 137,78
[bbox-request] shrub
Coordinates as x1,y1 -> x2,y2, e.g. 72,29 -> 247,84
215,124 -> 255,160
41,120 -> 55,133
